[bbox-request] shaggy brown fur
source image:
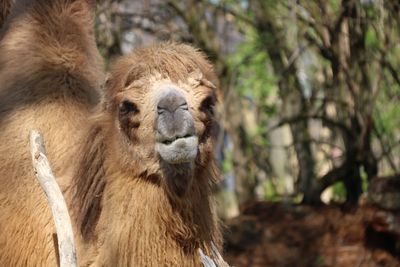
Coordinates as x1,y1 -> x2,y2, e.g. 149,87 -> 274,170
0,0 -> 14,29
0,0 -> 103,266
66,43 -> 222,266
0,1 -> 221,266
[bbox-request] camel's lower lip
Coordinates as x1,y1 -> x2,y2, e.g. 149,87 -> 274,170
155,136 -> 198,164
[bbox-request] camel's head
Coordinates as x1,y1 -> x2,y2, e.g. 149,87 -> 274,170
105,43 -> 219,196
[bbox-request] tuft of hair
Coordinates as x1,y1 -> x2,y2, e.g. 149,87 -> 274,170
105,42 -> 218,101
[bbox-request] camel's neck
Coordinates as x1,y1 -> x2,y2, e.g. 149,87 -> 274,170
68,125 -> 221,266
78,170 -> 220,266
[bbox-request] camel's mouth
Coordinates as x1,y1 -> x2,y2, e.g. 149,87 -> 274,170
155,135 -> 198,164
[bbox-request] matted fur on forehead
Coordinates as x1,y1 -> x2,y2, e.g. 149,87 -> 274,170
105,42 -> 217,101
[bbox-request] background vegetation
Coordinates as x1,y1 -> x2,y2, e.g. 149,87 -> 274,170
93,0 -> 400,265
95,0 -> 400,215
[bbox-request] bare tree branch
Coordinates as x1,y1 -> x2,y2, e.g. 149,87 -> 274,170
30,130 -> 77,267
313,162 -> 349,197
167,0 -> 221,61
199,242 -> 230,267
266,114 -> 353,138
202,1 -> 256,27
383,59 -> 400,87
373,125 -> 398,172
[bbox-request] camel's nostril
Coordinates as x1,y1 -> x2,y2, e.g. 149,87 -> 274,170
157,108 -> 165,115
180,103 -> 189,111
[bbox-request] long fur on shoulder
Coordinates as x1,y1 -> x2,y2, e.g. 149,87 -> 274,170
0,0 -> 103,266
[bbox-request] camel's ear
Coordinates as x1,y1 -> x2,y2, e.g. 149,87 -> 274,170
103,68 -> 134,112
102,72 -> 111,90
188,69 -> 216,90
200,78 -> 216,90
187,69 -> 203,87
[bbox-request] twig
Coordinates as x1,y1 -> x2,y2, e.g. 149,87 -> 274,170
199,242 -> 230,267
383,59 -> 400,87
30,130 -> 77,267
202,1 -> 256,27
199,249 -> 217,267
265,114 -> 353,139
373,125 -> 398,172
211,242 -> 230,267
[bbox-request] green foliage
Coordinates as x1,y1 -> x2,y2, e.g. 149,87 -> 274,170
315,255 -> 325,267
331,181 -> 346,203
263,179 -> 279,201
374,82 -> 400,143
361,167 -> 369,192
229,29 -> 278,103
222,150 -> 233,174
329,0 -> 340,12
228,26 -> 279,156
364,26 -> 380,50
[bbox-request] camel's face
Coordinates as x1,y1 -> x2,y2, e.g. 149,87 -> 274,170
111,70 -> 217,195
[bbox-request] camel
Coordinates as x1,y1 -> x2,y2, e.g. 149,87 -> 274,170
66,43 -> 222,266
0,0 -> 222,266
0,0 -> 103,265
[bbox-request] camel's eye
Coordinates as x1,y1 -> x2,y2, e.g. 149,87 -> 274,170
200,95 -> 215,116
119,100 -> 139,116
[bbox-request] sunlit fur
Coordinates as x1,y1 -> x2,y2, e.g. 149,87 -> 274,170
0,0 -> 103,266
68,43 -> 222,266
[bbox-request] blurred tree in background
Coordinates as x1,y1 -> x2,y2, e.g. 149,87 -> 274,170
94,0 -> 400,215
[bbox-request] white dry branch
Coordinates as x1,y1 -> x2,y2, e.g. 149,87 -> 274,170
199,242 -> 230,267
30,130 -> 77,267
199,248 -> 217,267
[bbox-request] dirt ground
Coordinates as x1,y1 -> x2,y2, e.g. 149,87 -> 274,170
223,201 -> 400,267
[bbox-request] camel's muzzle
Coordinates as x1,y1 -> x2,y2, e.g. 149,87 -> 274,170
155,87 -> 198,164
